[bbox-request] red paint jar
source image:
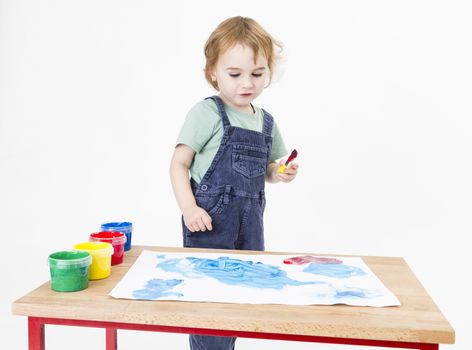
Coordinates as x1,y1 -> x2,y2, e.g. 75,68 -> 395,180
89,231 -> 127,265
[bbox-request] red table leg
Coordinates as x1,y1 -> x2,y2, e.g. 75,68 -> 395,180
28,317 -> 45,350
106,328 -> 117,350
26,317 -> 441,350
419,345 -> 438,350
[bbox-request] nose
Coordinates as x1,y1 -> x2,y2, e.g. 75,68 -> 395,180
241,75 -> 254,89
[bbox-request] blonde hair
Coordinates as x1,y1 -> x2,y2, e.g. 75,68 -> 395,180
204,16 -> 283,90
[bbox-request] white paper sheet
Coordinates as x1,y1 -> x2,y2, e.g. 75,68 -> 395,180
109,250 -> 400,307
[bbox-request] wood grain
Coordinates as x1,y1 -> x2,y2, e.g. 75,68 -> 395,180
12,246 -> 454,344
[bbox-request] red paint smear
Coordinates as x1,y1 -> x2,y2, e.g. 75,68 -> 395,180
283,256 -> 343,265
285,149 -> 298,165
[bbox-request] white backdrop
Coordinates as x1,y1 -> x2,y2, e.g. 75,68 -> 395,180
1,1 -> 471,349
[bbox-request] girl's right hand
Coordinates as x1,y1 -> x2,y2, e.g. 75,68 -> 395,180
182,205 -> 213,232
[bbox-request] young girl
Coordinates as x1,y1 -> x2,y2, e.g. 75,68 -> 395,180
169,16 -> 298,350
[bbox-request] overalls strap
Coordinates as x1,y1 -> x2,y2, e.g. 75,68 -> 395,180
205,96 -> 231,129
261,109 -> 274,137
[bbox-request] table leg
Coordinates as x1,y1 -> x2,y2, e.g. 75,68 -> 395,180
419,344 -> 438,350
24,317 -> 443,350
28,317 -> 45,350
106,327 -> 117,350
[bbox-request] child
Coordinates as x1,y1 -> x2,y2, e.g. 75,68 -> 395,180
169,16 -> 298,350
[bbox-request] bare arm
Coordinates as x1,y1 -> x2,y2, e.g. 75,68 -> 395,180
169,144 -> 213,232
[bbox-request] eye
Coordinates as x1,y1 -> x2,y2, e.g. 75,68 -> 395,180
252,73 -> 263,77
229,73 -> 240,78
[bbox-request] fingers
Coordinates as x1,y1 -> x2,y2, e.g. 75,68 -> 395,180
195,216 -> 211,232
187,220 -> 206,232
192,219 -> 205,232
285,163 -> 298,174
201,213 -> 213,231
276,163 -> 299,183
276,173 -> 294,183
185,208 -> 213,232
194,212 -> 212,232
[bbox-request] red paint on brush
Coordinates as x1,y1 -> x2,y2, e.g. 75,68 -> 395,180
285,149 -> 298,166
283,256 -> 343,265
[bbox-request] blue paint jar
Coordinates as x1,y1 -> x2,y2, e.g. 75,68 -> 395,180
100,222 -> 133,251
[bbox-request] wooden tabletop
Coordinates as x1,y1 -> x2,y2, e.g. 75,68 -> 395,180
12,246 -> 454,344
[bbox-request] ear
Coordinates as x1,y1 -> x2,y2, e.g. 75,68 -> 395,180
209,67 -> 217,82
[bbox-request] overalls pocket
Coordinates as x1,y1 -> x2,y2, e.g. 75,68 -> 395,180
196,193 -> 226,216
231,144 -> 268,178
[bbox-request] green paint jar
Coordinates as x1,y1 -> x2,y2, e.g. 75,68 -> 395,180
48,251 -> 92,292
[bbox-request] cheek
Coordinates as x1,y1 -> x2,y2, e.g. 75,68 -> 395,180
255,78 -> 267,90
220,77 -> 237,90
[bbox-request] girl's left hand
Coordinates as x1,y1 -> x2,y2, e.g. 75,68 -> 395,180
275,160 -> 298,183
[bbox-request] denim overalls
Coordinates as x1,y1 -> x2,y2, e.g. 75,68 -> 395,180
182,95 -> 273,350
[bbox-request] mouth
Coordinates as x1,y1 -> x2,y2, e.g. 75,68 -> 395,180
240,93 -> 253,97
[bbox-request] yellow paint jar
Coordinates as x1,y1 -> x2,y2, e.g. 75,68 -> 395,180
73,242 -> 113,280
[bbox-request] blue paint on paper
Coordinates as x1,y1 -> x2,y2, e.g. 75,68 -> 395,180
132,278 -> 183,299
157,256 -> 319,290
303,263 -> 367,278
335,289 -> 367,299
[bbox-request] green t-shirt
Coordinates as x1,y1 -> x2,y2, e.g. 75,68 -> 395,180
177,99 -> 288,183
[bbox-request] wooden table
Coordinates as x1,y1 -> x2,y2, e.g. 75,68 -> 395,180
12,246 -> 455,350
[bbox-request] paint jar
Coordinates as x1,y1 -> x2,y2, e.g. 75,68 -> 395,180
100,222 -> 133,251
89,231 -> 127,265
73,242 -> 114,280
48,251 -> 92,292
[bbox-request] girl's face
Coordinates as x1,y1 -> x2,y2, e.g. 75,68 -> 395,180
211,44 -> 268,113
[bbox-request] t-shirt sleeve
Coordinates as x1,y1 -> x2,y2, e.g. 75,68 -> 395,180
176,103 -> 217,153
270,121 -> 288,161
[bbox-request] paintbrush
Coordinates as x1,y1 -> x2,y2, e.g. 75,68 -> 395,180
278,149 -> 298,173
